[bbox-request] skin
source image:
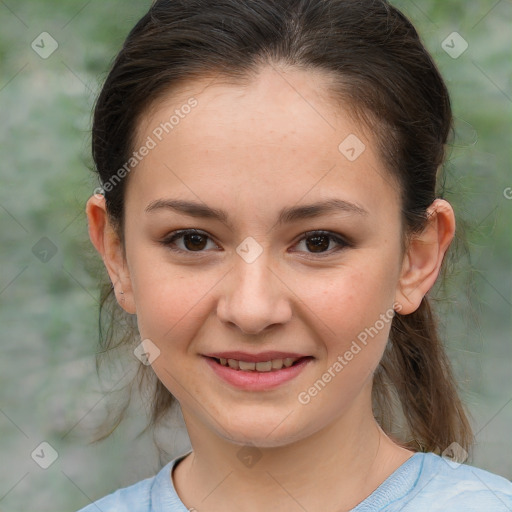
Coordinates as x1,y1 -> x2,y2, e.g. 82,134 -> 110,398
86,64 -> 456,511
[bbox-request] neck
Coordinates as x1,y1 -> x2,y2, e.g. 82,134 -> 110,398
173,388 -> 414,512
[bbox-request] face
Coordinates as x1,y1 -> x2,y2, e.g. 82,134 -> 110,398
103,65 -> 409,447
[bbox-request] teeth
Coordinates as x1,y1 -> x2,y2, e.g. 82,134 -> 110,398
271,359 -> 282,369
218,357 -> 302,371
239,360 -> 256,371
255,361 -> 272,372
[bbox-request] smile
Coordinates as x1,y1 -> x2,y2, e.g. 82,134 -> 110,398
215,357 -> 301,371
204,355 -> 314,391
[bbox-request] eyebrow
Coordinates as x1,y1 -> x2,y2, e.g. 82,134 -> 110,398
145,197 -> 368,228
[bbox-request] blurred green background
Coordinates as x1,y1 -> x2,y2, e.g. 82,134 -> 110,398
0,1 -> 510,510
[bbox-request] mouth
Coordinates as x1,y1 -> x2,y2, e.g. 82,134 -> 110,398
203,354 -> 314,391
207,356 -> 313,372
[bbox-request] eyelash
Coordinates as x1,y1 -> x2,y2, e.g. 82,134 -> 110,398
160,229 -> 352,257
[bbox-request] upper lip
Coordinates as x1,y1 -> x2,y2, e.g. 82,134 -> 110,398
203,351 -> 311,362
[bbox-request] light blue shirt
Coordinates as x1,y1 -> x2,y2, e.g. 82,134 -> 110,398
76,451 -> 512,511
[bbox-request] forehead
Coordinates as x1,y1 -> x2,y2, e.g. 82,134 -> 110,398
128,65 -> 400,220
135,66 -> 343,156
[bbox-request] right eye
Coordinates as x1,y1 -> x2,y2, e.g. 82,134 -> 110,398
160,229 -> 220,254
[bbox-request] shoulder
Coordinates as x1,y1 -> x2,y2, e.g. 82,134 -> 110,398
74,462 -> 173,512
397,452 -> 512,511
75,450 -> 192,512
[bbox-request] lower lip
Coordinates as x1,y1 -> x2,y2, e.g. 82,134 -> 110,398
204,356 -> 313,391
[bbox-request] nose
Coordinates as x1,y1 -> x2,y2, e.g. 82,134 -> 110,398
216,254 -> 293,336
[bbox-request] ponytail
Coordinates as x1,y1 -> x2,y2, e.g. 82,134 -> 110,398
373,296 -> 474,454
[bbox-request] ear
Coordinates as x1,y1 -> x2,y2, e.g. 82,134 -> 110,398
85,193 -> 136,314
395,199 -> 455,315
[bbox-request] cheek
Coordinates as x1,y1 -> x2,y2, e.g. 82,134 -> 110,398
133,267 -> 219,399
303,260 -> 397,337
298,259 -> 398,401
131,258 -> 218,346
295,267 -> 396,415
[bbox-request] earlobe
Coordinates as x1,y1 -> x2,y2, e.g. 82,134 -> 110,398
395,199 -> 455,315
85,194 -> 136,314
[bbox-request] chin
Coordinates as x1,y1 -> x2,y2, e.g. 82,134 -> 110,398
214,413 -> 312,449
222,431 -> 297,449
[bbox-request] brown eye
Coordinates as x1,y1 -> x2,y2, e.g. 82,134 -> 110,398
161,229 -> 350,257
305,233 -> 331,253
182,232 -> 208,251
293,230 -> 350,256
161,229 -> 218,253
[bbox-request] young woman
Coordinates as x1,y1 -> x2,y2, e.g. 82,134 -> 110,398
78,0 -> 512,510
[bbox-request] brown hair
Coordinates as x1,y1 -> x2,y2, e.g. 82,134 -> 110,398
90,0 -> 473,455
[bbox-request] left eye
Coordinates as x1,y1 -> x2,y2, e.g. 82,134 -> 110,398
292,230 -> 350,255
160,229 -> 350,256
